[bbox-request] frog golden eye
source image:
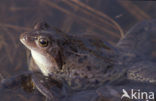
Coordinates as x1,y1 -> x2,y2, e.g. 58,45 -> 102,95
38,38 -> 48,47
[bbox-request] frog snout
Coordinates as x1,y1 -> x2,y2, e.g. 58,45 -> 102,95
20,32 -> 28,42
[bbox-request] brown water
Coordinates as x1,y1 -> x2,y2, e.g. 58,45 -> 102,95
0,0 -> 156,101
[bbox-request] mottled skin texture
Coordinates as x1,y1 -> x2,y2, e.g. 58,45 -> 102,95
20,22 -> 125,91
0,20 -> 156,101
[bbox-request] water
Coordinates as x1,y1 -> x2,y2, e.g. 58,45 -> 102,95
0,0 -> 155,101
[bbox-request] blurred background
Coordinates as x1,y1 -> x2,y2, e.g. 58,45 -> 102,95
0,0 -> 155,101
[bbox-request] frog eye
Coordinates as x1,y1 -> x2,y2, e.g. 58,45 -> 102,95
38,38 -> 48,47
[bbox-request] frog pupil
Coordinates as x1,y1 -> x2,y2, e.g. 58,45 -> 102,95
39,38 -> 48,47
40,40 -> 46,44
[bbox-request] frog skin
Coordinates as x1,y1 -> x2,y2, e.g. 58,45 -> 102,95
20,21 -> 124,91
0,20 -> 156,101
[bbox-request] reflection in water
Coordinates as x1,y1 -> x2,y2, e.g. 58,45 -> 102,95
0,0 -> 155,101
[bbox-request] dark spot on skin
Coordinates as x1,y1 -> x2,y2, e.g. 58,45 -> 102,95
48,78 -> 62,88
74,72 -> 79,76
87,81 -> 90,83
54,27 -> 63,33
70,46 -> 78,52
83,56 -> 88,59
56,71 -> 60,74
86,66 -> 91,71
78,58 -> 83,63
78,56 -> 88,63
104,80 -> 110,84
107,73 -> 112,77
112,70 -> 117,74
103,65 -> 113,73
88,49 -> 93,53
95,80 -> 99,84
84,75 -> 88,79
66,51 -> 72,56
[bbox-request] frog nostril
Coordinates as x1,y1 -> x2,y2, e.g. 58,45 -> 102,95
20,33 -> 28,42
23,35 -> 27,40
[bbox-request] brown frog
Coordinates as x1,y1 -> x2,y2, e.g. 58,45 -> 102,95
20,22 -> 122,91
1,20 -> 156,101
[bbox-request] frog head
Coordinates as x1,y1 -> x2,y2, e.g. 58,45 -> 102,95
20,22 -> 63,76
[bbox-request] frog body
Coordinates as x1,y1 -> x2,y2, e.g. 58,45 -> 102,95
20,22 -> 125,91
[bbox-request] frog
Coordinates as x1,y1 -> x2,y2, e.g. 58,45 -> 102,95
0,20 -> 156,101
20,21 -> 124,90
19,22 -> 123,100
